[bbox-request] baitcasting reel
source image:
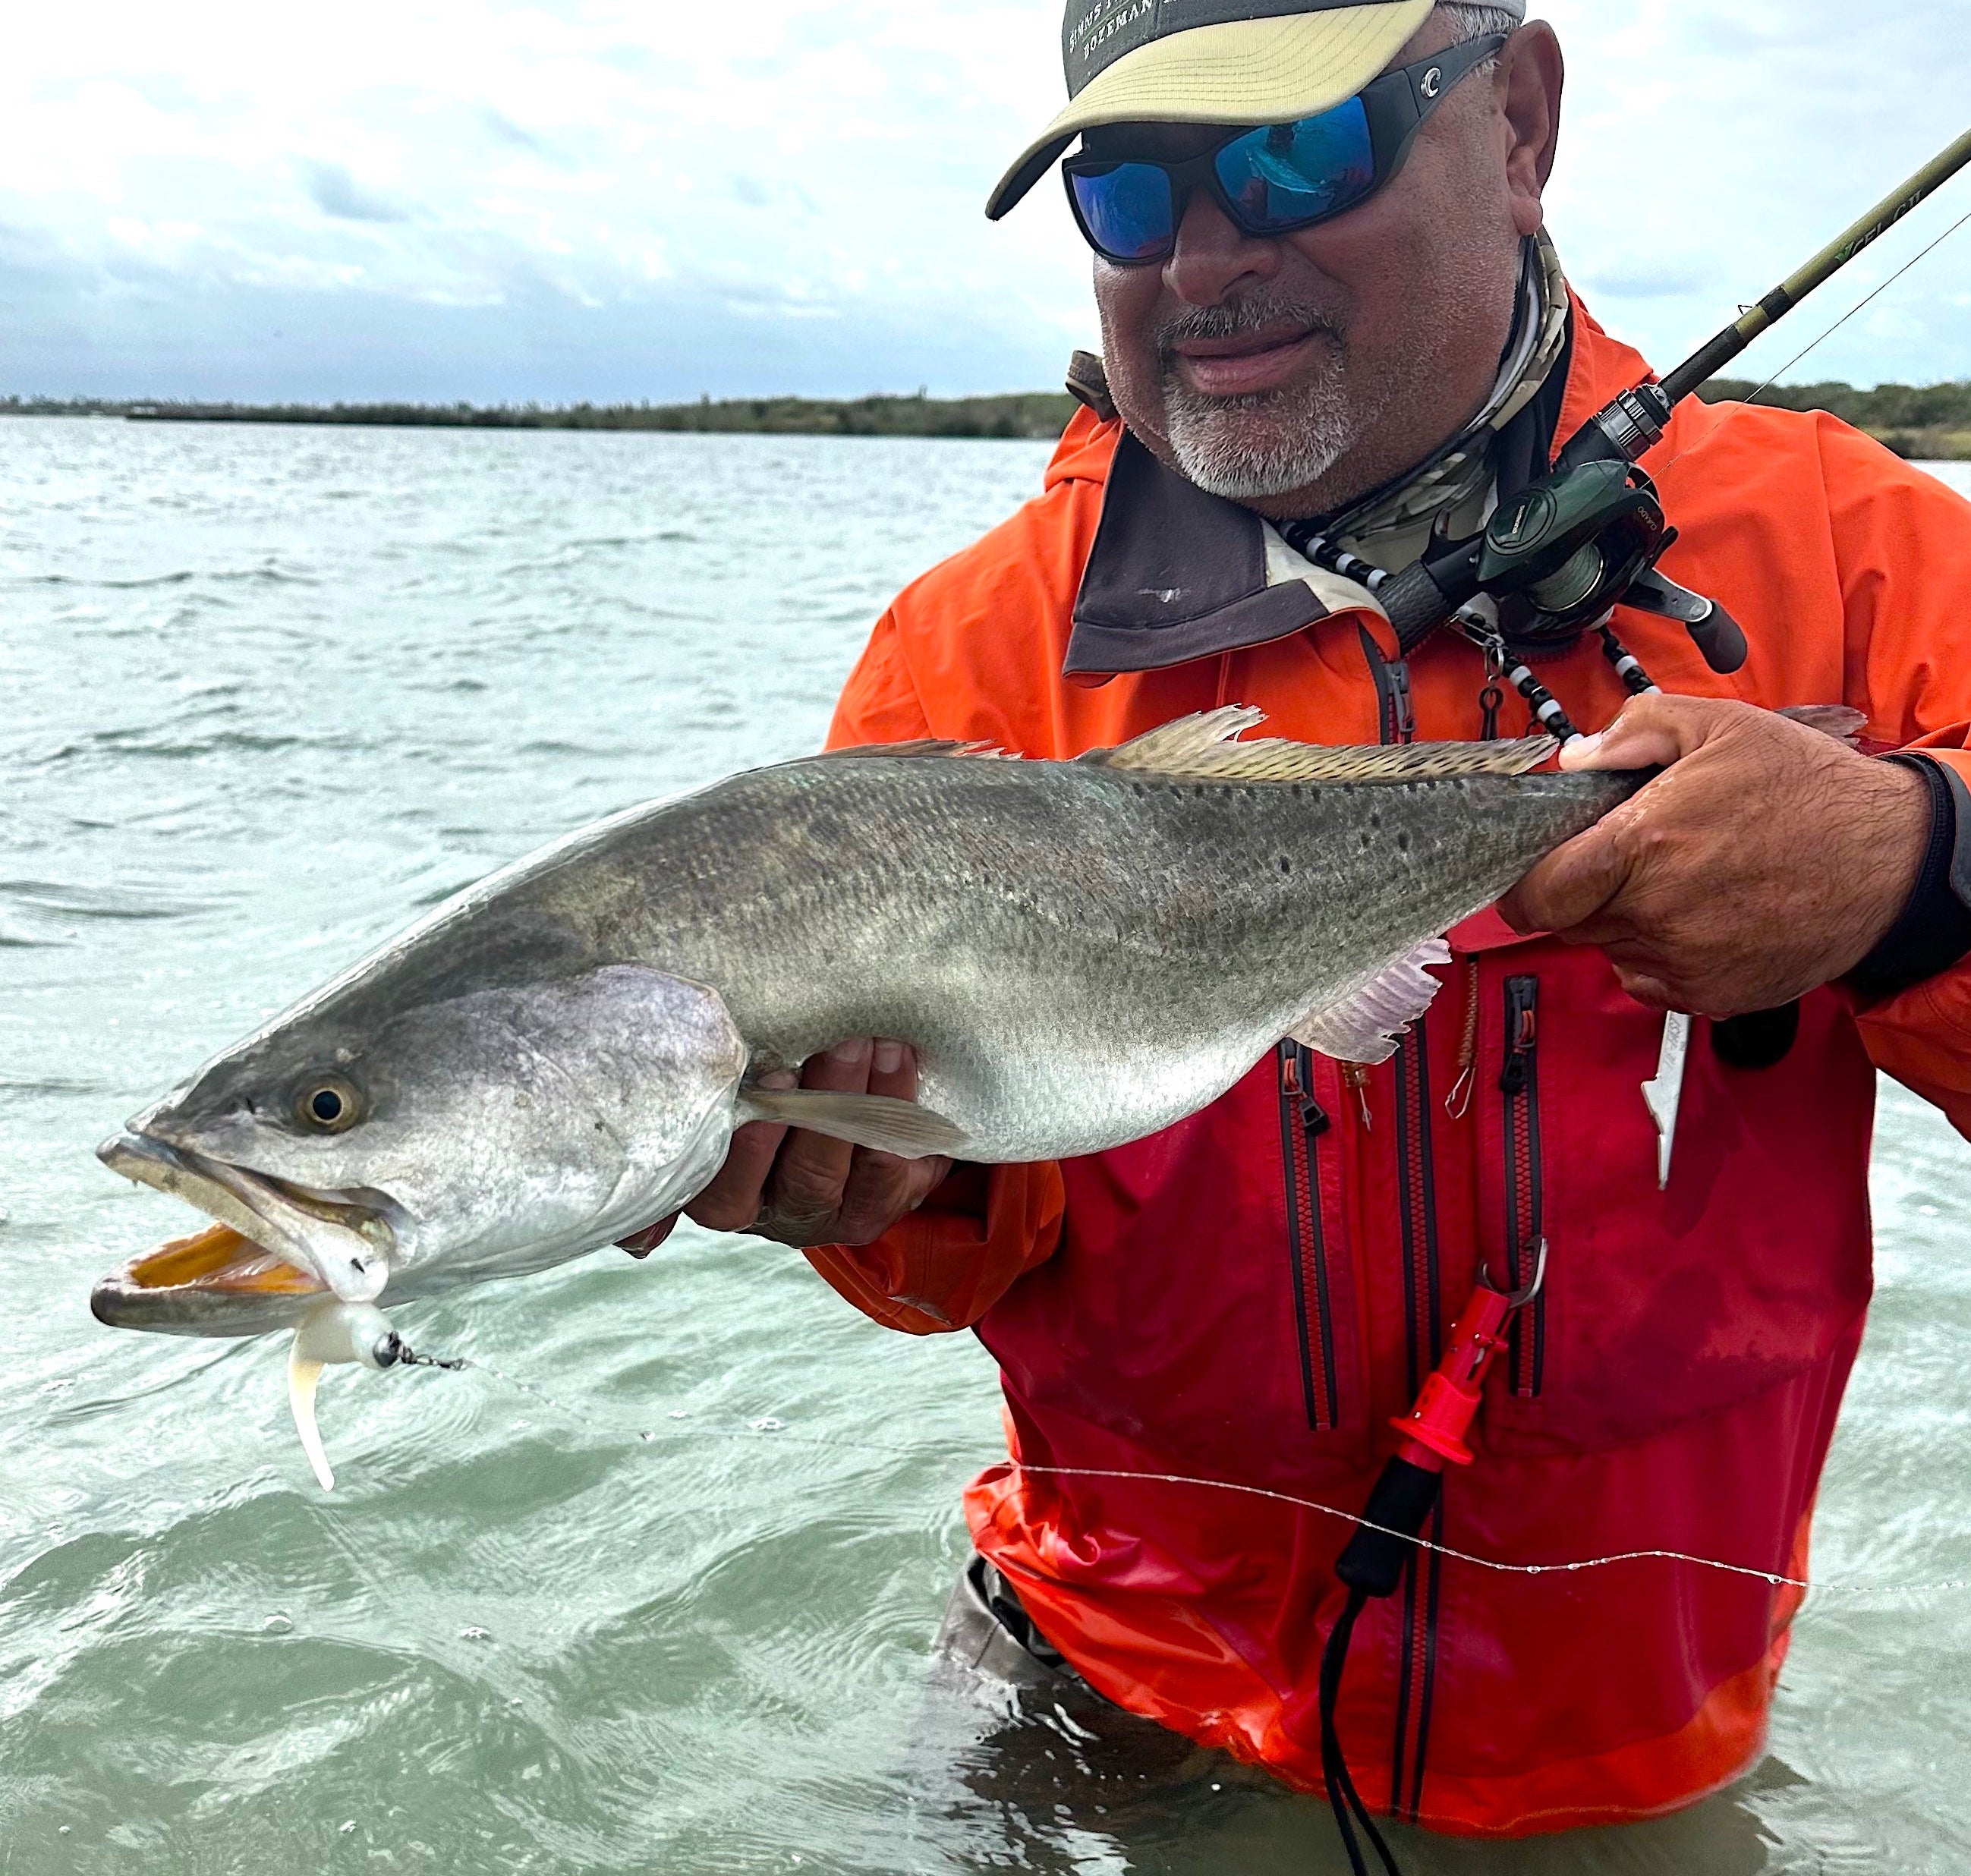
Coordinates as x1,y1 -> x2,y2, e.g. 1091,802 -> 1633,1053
1374,449 -> 1748,673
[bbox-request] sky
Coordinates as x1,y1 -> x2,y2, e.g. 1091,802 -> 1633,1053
2,0 -> 1968,403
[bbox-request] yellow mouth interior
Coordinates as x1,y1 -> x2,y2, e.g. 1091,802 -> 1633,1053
128,1221 -> 326,1296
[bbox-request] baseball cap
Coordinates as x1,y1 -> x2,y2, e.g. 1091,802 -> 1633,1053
986,0 -> 1526,220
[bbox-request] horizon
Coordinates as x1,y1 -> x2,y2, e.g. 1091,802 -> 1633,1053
3,2 -> 1969,405
7,371 -> 1971,414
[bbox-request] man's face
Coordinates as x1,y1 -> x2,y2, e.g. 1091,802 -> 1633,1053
1089,16 -> 1560,519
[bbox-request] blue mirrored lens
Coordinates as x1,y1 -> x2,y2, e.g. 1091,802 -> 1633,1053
1214,99 -> 1376,232
1069,163 -> 1176,262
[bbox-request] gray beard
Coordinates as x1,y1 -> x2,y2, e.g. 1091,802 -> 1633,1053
1154,298 -> 1357,502
1163,379 -> 1352,501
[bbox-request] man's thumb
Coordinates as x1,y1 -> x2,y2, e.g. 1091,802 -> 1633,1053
1500,821 -> 1633,935
1559,693 -> 1735,773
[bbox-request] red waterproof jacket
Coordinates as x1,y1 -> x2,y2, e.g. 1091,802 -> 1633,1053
808,300 -> 1971,1836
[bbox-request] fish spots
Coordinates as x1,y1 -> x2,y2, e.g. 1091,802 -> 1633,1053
1396,833 -> 1410,854
1278,857 -> 1292,876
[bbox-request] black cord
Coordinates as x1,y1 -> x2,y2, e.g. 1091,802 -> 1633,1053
1319,1587 -> 1404,1875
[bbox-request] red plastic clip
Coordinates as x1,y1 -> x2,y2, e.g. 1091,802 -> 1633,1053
1389,1242 -> 1548,1472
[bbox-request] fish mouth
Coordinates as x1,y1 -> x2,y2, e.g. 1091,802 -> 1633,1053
92,1133 -> 397,1338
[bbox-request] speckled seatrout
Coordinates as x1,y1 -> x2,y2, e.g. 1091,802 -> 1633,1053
91,707 -> 1644,1486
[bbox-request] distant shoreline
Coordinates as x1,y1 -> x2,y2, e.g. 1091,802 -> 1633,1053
0,390 -> 1082,442
2,379 -> 1966,457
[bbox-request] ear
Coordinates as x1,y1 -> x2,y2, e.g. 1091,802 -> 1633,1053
1498,22 -> 1565,236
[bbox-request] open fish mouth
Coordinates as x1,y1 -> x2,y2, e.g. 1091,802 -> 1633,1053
92,1132 -> 397,1337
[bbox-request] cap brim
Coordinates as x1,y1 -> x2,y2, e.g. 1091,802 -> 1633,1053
986,0 -> 1435,220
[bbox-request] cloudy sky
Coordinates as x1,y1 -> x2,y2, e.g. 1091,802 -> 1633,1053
3,0 -> 1968,403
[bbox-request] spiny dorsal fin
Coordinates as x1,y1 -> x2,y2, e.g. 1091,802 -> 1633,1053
816,738 -> 1016,761
1079,706 -> 1267,770
1084,707 -> 1558,784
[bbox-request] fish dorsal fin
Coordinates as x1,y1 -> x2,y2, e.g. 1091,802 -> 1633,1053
1085,708 -> 1559,784
1082,706 -> 1268,770
1292,938 -> 1453,1066
817,738 -> 1015,761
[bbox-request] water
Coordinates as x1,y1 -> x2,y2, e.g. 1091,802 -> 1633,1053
2,419 -> 1968,1874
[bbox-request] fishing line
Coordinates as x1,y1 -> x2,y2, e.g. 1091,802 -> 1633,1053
1650,202 -> 1971,487
1735,206 -> 1971,413
1005,1462 -> 1971,1601
432,1355 -> 1971,1604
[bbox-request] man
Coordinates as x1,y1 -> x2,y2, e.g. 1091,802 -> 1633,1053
628,0 -> 1971,1840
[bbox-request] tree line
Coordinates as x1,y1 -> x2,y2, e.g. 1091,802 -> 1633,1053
2,381 -> 1966,455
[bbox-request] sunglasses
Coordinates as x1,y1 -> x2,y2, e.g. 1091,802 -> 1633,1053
1061,33 -> 1509,265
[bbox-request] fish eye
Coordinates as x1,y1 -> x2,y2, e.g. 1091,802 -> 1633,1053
295,1074 -> 364,1134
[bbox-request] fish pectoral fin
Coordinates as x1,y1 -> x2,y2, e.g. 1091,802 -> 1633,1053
1085,708 -> 1559,783
1291,938 -> 1453,1066
1777,704 -> 1868,745
287,1343 -> 335,1493
735,1088 -> 968,1160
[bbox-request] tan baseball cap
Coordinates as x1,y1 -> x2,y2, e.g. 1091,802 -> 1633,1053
987,0 -> 1523,220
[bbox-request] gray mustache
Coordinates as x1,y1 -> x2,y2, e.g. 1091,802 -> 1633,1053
1154,299 -> 1344,357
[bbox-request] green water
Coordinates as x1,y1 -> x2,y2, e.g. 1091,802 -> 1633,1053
3,420 -> 1969,1872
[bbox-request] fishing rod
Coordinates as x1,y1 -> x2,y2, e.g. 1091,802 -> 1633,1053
1349,123 -> 1971,674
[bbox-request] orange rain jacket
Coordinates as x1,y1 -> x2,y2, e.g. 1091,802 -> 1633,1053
809,299 -> 1971,1837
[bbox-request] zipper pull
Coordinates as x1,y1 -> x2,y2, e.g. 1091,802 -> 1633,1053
1385,658 -> 1417,746
1342,1063 -> 1374,1130
1281,1043 -> 1331,1137
1500,1003 -> 1538,1097
1476,628 -> 1507,744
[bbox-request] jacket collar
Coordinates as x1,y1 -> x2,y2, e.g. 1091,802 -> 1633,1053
1063,428 -> 1339,683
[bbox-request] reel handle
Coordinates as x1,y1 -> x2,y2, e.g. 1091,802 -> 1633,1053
1623,568 -> 1750,674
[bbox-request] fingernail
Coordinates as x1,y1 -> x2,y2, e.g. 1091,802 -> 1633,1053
828,1037 -> 871,1066
758,1068 -> 798,1090
872,1040 -> 903,1074
1561,732 -> 1604,769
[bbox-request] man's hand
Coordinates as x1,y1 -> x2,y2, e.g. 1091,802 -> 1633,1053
1499,695 -> 1932,1015
616,1038 -> 952,1257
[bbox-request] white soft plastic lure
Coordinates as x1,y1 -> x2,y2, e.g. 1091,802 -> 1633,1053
286,1300 -> 406,1491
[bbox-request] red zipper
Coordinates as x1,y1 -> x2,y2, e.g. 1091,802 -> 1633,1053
1500,976 -> 1546,1399
1277,1041 -> 1338,1432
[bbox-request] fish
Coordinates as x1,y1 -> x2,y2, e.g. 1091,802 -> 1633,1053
91,707 -> 1647,1486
